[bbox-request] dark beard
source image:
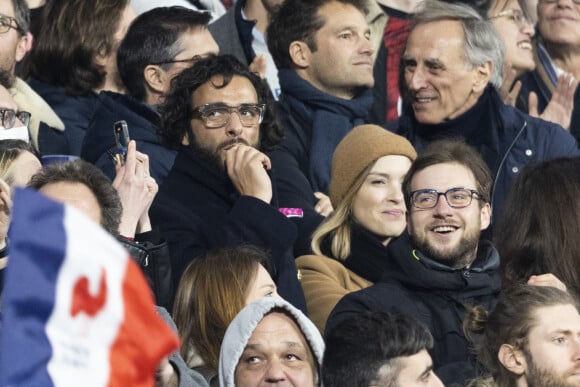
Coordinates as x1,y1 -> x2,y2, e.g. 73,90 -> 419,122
189,140 -> 226,174
413,232 -> 479,268
188,137 -> 261,175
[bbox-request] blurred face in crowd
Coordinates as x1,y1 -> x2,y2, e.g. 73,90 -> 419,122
489,0 -> 535,76
244,264 -> 279,305
382,349 -> 444,387
538,0 -> 580,47
40,181 -> 102,225
156,27 -> 219,95
7,150 -> 40,187
406,162 -> 491,268
0,0 -> 28,86
293,1 -> 374,100
98,3 -> 136,92
402,20 -> 491,124
235,312 -> 317,387
351,155 -> 412,246
0,84 -> 29,142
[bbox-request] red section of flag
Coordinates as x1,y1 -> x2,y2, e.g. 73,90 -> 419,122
71,269 -> 108,318
107,258 -> 179,387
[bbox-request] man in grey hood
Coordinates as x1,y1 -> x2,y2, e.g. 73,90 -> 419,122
218,297 -> 324,387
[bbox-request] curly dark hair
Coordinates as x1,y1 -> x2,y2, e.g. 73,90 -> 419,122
27,160 -> 122,237
158,54 -> 283,151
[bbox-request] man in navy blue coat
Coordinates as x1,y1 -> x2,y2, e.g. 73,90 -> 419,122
393,0 -> 579,232
150,54 -> 306,311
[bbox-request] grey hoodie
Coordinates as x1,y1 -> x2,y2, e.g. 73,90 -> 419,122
218,298 -> 324,387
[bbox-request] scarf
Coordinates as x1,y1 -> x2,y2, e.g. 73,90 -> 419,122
278,69 -> 373,193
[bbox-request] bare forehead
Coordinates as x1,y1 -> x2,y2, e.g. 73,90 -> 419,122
248,312 -> 309,347
410,162 -> 477,190
405,20 -> 466,57
0,0 -> 16,17
530,304 -> 580,336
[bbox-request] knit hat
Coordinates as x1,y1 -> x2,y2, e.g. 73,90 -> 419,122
329,124 -> 417,207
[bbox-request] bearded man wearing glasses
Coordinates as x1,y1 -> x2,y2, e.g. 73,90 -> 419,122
150,54 -> 306,312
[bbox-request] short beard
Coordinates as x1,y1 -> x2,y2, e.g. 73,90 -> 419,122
525,350 -> 580,387
188,136 -> 261,174
413,231 -> 479,268
189,139 -> 225,174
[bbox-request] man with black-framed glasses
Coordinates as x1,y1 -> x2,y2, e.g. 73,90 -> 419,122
150,54 -> 306,313
328,139 -> 501,386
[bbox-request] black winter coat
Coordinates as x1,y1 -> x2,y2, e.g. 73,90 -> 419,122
327,232 -> 501,385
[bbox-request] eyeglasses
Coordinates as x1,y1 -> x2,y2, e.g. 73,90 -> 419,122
409,188 -> 483,209
489,9 -> 531,29
150,54 -> 203,66
0,14 -> 23,34
540,0 -> 580,4
191,103 -> 266,129
0,109 -> 31,129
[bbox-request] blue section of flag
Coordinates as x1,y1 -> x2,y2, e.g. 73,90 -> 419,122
0,188 -> 68,387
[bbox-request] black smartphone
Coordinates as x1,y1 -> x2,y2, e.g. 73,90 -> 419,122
113,120 -> 130,165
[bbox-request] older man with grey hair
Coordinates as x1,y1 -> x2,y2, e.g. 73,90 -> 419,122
393,0 -> 579,232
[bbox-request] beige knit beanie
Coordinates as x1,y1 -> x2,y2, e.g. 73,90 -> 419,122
329,124 -> 417,207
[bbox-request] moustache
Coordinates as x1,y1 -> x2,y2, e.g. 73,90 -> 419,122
217,138 -> 250,152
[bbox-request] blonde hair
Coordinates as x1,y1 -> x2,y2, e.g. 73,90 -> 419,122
311,163 -> 373,260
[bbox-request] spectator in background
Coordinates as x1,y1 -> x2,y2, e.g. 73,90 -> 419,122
0,83 -> 31,144
465,285 -> 580,387
485,0 -> 578,130
395,0 -> 579,232
81,6 -> 219,184
173,245 -> 278,386
323,312 -> 444,387
150,55 -> 305,311
0,139 -> 39,187
266,0 -> 377,255
296,124 -> 416,332
0,138 -> 40,300
0,0 -> 67,155
209,0 -> 284,98
26,0 -> 136,155
519,0 -> 580,142
495,157 -> 580,299
218,297 -> 324,387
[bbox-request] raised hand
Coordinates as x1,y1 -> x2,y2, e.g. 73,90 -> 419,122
113,140 -> 158,237
224,144 -> 272,204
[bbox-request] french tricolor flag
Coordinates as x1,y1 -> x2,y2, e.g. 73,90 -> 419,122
0,189 -> 179,386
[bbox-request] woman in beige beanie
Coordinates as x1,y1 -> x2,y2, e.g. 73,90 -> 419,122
296,124 -> 416,333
